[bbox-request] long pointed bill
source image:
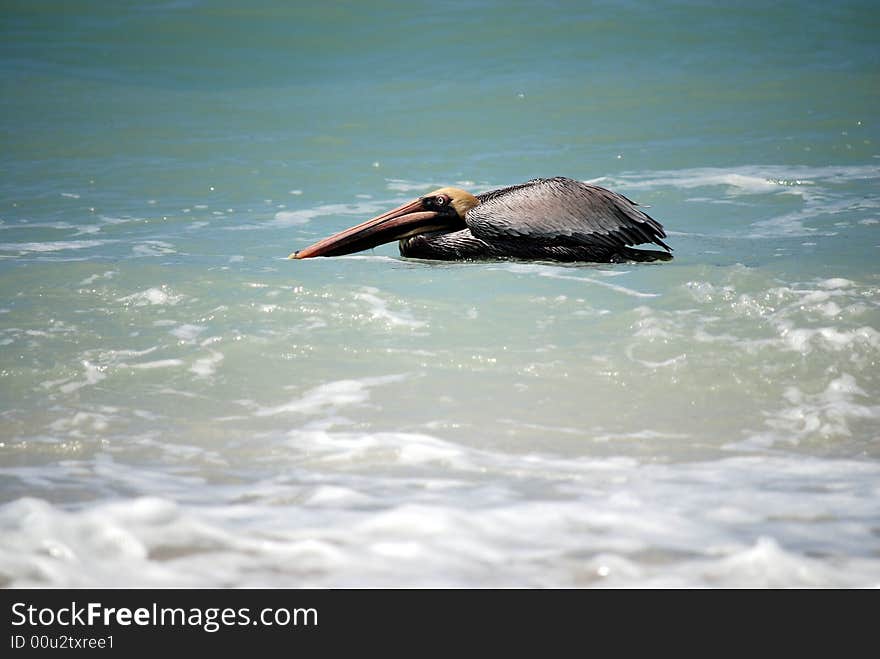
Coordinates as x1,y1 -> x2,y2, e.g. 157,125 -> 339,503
290,199 -> 443,259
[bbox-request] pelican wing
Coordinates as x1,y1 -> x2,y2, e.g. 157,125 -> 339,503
466,177 -> 671,253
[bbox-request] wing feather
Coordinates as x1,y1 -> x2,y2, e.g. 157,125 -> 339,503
468,177 -> 671,253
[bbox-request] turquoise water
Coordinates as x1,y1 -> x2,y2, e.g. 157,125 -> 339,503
1,1 -> 879,587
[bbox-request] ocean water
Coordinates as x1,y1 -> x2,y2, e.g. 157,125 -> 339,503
1,1 -> 879,587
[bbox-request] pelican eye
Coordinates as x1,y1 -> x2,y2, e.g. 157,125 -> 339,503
435,195 -> 447,206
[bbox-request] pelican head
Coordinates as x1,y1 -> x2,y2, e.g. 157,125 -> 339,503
290,187 -> 479,259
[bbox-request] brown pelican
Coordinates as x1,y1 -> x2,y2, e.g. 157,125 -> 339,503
290,177 -> 672,262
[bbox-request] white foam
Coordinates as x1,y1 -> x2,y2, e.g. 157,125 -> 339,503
385,179 -> 437,192
132,241 -> 176,256
78,270 -> 117,286
819,278 -> 854,290
685,277 -> 880,357
734,373 -> 879,449
190,351 -> 224,377
625,346 -> 687,368
289,430 -> 465,467
272,200 -> 392,227
779,324 -> 880,354
254,374 -> 406,417
594,164 -> 880,193
73,224 -> 103,236
355,287 -> 426,328
0,221 -> 75,231
692,537 -> 832,587
0,240 -> 107,253
305,486 -> 371,506
58,361 -> 106,393
585,164 -> 880,239
498,263 -> 659,298
591,429 -> 691,443
2,451 -> 879,587
117,287 -> 183,307
0,498 -> 195,587
747,195 -> 878,238
48,411 -> 111,434
169,324 -> 206,341
129,359 -> 184,370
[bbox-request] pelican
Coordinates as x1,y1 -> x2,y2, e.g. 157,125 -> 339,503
290,176 -> 672,262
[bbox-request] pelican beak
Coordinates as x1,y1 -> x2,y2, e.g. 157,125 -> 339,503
290,198 -> 444,259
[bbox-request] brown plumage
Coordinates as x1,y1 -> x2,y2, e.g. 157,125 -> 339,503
291,176 -> 672,263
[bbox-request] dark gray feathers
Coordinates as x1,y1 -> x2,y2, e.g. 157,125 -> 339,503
469,177 -> 671,252
399,176 -> 672,262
